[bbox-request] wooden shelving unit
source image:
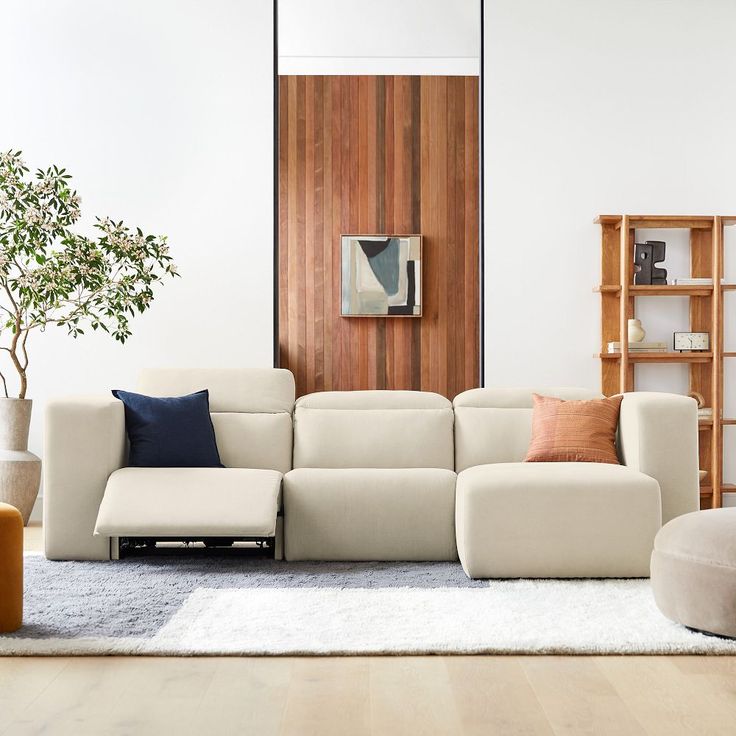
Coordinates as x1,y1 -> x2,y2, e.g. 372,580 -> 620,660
596,214 -> 736,509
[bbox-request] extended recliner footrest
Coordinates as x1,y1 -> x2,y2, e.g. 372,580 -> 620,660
95,467 -> 283,541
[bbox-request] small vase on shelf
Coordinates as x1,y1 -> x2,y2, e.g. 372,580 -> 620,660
627,318 -> 646,343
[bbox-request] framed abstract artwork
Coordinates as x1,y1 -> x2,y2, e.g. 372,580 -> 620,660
341,235 -> 422,317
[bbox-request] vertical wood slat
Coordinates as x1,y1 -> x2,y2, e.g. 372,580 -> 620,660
690,226 -> 713,502
286,77 -> 299,387
383,76 -> 395,389
419,76 -> 433,393
719,218 -> 726,508
295,76 -> 307,396
619,216 -> 630,393
600,224 -> 620,396
348,76 -> 361,392
712,217 -> 723,508
410,76 -> 422,392
278,75 -> 480,398
304,76 -> 316,396
375,76 -> 387,390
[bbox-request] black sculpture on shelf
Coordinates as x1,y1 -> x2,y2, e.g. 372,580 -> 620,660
634,240 -> 667,285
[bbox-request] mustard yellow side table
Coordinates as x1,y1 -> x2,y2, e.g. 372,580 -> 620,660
0,502 -> 22,633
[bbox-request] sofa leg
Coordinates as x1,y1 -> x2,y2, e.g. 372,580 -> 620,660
275,516 -> 284,560
110,537 -> 119,560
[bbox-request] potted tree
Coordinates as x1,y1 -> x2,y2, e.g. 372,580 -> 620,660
0,150 -> 177,523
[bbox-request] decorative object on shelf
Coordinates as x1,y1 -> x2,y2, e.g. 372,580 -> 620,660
627,318 -> 646,342
673,278 -> 724,286
633,240 -> 667,285
674,332 -> 710,352
699,470 -> 708,483
607,341 -> 666,354
688,392 -> 715,421
688,391 -> 706,408
0,149 -> 177,523
341,234 -> 421,316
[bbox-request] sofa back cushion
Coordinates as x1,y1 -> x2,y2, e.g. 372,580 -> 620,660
137,368 -> 295,473
293,391 -> 454,469
453,387 -> 601,472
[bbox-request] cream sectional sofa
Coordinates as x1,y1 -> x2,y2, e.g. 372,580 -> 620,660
43,368 -> 700,578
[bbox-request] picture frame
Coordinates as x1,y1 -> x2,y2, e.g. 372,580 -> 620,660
340,234 -> 422,317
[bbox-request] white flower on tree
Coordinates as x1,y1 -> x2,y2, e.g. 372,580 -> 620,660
0,149 -> 178,398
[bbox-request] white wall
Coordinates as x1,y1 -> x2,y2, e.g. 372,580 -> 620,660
484,0 -> 736,394
278,0 -> 479,75
8,0 -> 736,482
1,0 -> 274,463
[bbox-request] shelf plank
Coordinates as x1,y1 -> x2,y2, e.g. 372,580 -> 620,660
701,484 -> 736,496
594,284 -> 727,296
595,215 -> 716,229
600,352 -> 713,363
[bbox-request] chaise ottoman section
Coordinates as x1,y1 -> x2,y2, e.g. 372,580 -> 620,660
456,462 -> 661,579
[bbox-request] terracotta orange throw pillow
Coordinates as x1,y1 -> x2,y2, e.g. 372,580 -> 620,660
524,393 -> 623,464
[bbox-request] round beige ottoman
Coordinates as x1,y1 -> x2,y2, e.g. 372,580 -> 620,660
651,509 -> 736,638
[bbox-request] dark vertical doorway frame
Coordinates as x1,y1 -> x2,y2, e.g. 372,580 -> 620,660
272,0 -> 280,366
479,0 -> 485,385
272,0 -> 485,387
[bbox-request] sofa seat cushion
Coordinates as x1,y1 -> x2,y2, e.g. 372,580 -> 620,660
456,462 -> 661,578
94,467 -> 282,537
284,468 -> 457,561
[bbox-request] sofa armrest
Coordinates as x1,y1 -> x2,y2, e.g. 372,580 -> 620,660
44,396 -> 126,560
618,392 -> 699,525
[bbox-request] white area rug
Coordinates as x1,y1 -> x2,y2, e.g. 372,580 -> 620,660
145,581 -> 736,656
3,558 -> 736,655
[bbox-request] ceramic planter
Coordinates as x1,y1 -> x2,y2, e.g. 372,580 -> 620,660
0,399 -> 41,526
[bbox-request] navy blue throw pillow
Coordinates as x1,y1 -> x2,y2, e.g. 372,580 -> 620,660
112,389 -> 223,468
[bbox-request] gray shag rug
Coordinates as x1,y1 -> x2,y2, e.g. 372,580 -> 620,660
2,553 -> 735,656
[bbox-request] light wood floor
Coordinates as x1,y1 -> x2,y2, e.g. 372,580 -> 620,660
1,524 -> 733,736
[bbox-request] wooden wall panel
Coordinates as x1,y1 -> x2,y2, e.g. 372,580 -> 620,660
278,75 -> 479,398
